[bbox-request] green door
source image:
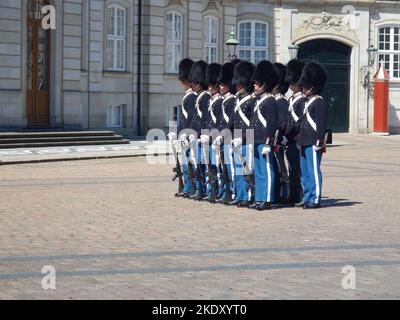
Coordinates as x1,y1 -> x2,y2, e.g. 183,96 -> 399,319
298,39 -> 351,132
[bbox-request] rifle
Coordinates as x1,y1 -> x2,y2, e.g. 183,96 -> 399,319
322,129 -> 333,154
169,137 -> 184,194
181,139 -> 196,197
237,150 -> 255,199
218,140 -> 233,204
273,129 -> 291,202
190,139 -> 205,199
201,140 -> 218,203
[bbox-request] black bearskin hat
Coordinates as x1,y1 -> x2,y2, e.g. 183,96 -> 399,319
285,59 -> 305,86
217,62 -> 236,94
274,62 -> 289,94
206,63 -> 222,87
252,60 -> 278,92
232,61 -> 255,92
178,58 -> 194,82
231,58 -> 242,66
299,62 -> 328,95
188,60 -> 208,89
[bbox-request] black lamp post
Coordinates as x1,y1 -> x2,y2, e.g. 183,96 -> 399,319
226,28 -> 239,61
288,42 -> 300,60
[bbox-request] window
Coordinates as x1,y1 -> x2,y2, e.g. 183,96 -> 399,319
203,16 -> 218,63
378,26 -> 400,79
238,20 -> 269,64
107,105 -> 125,128
106,5 -> 126,71
165,12 -> 183,73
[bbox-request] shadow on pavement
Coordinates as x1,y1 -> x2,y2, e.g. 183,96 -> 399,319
321,198 -> 362,208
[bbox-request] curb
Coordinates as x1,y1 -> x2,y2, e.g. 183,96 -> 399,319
0,152 -> 171,166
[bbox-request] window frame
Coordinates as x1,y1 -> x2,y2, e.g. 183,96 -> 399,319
106,4 -> 127,72
378,25 -> 400,79
203,15 -> 219,63
165,11 -> 183,74
237,19 -> 269,64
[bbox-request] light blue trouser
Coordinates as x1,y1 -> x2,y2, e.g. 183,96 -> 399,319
254,144 -> 275,203
300,146 -> 323,205
232,145 -> 250,202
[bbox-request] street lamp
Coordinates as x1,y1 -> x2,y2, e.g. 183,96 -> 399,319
367,45 -> 378,67
226,28 -> 239,61
288,42 -> 300,60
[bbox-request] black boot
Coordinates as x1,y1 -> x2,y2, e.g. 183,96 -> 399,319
248,202 -> 261,210
303,203 -> 321,210
237,201 -> 249,208
256,202 -> 272,211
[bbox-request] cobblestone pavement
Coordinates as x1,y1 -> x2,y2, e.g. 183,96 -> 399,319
0,134 -> 400,299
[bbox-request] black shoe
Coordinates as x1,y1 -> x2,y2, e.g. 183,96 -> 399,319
175,192 -> 186,198
303,203 -> 321,210
183,193 -> 191,199
237,201 -> 249,208
248,202 -> 261,210
295,201 -> 307,208
256,202 -> 272,211
202,196 -> 210,201
228,200 -> 241,206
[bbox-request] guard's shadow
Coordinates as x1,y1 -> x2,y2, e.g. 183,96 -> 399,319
321,197 -> 362,208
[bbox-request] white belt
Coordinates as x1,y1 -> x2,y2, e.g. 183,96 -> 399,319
254,94 -> 272,128
235,95 -> 252,127
303,96 -> 321,132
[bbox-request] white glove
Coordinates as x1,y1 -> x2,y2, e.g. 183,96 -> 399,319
200,134 -> 210,145
215,136 -> 223,146
313,145 -> 322,152
232,138 -> 242,149
282,135 -> 288,146
182,139 -> 190,151
167,132 -> 176,141
261,145 -> 271,155
189,134 -> 197,143
179,133 -> 188,142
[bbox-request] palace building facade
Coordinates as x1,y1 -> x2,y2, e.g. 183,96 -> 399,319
1,0 -> 400,136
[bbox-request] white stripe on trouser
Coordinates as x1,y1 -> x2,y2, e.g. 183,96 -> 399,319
266,152 -> 272,203
312,148 -> 320,204
228,144 -> 235,198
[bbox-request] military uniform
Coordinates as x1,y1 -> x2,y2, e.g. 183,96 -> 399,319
231,89 -> 256,206
214,62 -> 237,204
187,60 -> 211,201
178,88 -> 198,196
284,59 -> 307,205
285,91 -> 306,204
272,63 -> 290,204
251,60 -> 279,211
298,62 -> 328,209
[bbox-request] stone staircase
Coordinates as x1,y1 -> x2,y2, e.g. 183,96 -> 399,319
0,131 -> 130,149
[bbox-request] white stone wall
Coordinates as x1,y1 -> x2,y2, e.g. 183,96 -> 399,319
0,0 -> 25,128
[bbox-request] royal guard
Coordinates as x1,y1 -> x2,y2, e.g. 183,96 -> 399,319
188,60 -> 212,201
172,58 -> 198,198
204,63 -> 223,203
214,62 -> 237,204
272,62 -> 290,204
285,59 -> 306,206
250,60 -> 279,211
298,62 -> 328,209
230,61 -> 257,208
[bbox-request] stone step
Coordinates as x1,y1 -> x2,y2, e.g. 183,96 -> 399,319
0,135 -> 125,144
0,139 -> 131,149
0,131 -> 116,139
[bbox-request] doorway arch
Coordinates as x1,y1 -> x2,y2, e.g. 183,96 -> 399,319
298,39 -> 352,132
